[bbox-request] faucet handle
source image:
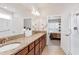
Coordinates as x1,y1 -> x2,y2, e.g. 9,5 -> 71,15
2,38 -> 6,43
0,38 -> 6,44
0,38 -> 3,44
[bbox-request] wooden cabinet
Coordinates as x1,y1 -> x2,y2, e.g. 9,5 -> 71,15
35,38 -> 40,45
35,38 -> 40,55
50,33 -> 61,40
15,46 -> 28,55
35,43 -> 40,55
15,34 -> 46,55
40,34 -> 46,54
44,34 -> 46,47
27,48 -> 34,55
29,42 -> 34,51
40,42 -> 43,54
40,39 -> 43,53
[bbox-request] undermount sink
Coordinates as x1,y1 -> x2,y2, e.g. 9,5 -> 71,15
0,42 -> 21,53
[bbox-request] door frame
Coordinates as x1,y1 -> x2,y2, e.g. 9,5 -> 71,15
46,15 -> 61,45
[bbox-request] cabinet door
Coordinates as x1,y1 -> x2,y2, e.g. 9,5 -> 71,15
44,34 -> 46,47
35,38 -> 40,45
42,35 -> 46,49
29,42 -> 34,51
40,39 -> 42,54
35,43 -> 40,55
15,46 -> 28,55
44,35 -> 46,46
40,36 -> 44,54
27,48 -> 34,55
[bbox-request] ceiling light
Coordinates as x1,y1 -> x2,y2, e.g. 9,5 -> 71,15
32,7 -> 40,16
3,6 -> 8,9
35,11 -> 40,16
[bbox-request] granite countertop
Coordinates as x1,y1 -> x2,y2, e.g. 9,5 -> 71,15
0,33 -> 45,55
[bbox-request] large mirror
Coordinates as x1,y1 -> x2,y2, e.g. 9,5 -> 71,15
0,8 -> 12,37
24,17 -> 32,36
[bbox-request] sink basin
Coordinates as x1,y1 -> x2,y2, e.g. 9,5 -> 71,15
0,42 -> 21,53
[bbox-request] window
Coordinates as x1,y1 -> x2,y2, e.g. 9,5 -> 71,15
0,13 -> 12,20
0,12 -> 12,32
48,22 -> 59,33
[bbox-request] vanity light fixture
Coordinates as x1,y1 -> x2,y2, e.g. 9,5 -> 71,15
32,7 -> 40,16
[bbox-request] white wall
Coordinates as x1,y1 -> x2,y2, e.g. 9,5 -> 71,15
32,16 -> 47,31
11,12 -> 24,36
0,7 -> 27,37
0,8 -> 13,37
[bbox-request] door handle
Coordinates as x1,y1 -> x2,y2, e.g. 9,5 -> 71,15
65,34 -> 70,36
65,33 -> 71,36
65,32 -> 71,36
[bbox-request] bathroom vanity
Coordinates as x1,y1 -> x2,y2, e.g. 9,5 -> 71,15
15,33 -> 46,55
0,33 -> 46,55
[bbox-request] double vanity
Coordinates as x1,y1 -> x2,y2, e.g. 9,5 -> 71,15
0,33 -> 46,55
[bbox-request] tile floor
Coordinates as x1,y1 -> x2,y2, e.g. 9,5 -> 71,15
42,40 -> 65,55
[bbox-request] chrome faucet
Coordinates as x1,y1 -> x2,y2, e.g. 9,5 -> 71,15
0,38 -> 7,46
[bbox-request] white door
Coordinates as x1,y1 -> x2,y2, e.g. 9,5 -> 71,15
71,14 -> 79,55
61,13 -> 71,55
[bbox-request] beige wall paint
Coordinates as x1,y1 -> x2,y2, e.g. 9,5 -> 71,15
1,3 -> 79,35
0,4 -> 29,37
28,3 -> 65,31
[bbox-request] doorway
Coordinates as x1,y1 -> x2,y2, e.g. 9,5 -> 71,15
47,16 -> 61,46
42,16 -> 65,55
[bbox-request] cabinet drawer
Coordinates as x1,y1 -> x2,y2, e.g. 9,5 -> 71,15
15,46 -> 28,55
35,38 -> 40,45
29,42 -> 34,51
27,48 -> 34,55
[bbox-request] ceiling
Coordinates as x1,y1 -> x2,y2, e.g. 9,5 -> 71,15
0,3 -> 78,16
22,3 -> 67,16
